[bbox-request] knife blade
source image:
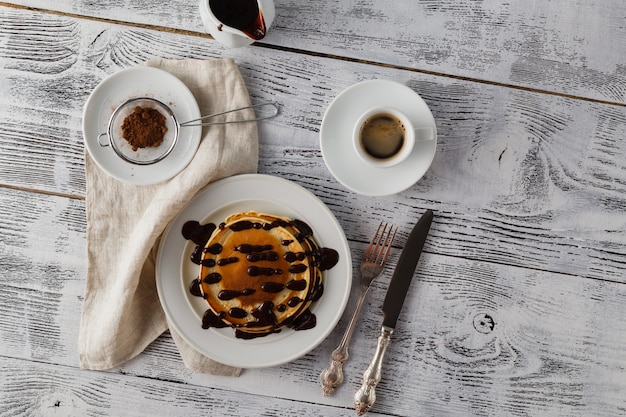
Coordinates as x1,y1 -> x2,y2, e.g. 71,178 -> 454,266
382,209 -> 433,329
354,209 -> 433,416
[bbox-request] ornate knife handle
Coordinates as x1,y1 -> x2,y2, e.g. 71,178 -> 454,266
354,326 -> 393,415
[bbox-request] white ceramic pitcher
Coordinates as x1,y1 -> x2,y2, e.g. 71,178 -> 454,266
199,0 -> 275,48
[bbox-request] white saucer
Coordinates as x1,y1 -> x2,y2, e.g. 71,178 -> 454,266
83,67 -> 202,185
320,79 -> 437,196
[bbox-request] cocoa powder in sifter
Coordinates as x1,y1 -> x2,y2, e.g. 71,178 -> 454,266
121,106 -> 168,151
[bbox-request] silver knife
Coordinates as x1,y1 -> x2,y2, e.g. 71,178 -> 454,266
354,209 -> 433,415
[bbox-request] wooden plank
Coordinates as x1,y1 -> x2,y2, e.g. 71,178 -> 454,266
0,9 -> 625,282
1,3 -> 626,417
4,0 -> 626,103
0,357 -> 362,417
2,187 -> 626,415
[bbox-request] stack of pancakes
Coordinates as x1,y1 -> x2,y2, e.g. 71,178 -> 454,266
198,211 -> 323,339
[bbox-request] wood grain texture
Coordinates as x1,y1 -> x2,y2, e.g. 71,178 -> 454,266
2,186 -> 626,416
0,358 -> 364,417
5,0 -> 626,104
0,8 -> 624,285
1,2 -> 626,417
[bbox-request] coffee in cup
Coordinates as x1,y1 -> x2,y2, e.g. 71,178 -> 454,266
353,107 -> 433,168
359,112 -> 406,159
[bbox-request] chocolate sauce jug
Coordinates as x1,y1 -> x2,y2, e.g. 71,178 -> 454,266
199,0 -> 275,48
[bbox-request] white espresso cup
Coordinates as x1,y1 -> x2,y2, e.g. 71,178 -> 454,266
353,106 -> 435,168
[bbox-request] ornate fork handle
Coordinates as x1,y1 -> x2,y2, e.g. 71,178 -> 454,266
320,287 -> 369,396
354,326 -> 393,415
321,221 -> 396,397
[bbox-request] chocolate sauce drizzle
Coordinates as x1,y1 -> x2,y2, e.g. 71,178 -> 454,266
247,266 -> 283,276
219,288 -> 255,300
181,217 -> 339,339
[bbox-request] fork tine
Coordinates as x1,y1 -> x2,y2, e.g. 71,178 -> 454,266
371,223 -> 389,264
377,224 -> 397,265
364,222 -> 397,265
363,222 -> 384,260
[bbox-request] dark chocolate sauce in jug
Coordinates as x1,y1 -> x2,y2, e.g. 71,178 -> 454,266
209,0 -> 267,40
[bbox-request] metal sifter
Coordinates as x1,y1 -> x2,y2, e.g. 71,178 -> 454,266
98,97 -> 278,165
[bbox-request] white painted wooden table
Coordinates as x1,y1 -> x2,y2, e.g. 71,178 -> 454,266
1,1 -> 626,415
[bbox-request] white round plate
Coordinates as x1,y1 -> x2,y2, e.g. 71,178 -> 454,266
156,174 -> 352,368
320,79 -> 437,196
83,66 -> 202,185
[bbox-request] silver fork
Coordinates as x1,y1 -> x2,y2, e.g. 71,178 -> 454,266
320,222 -> 397,396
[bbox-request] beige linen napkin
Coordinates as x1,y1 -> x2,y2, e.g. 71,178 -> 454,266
79,58 -> 259,376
